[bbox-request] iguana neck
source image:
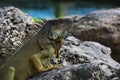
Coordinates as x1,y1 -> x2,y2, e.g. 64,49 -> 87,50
40,23 -> 51,38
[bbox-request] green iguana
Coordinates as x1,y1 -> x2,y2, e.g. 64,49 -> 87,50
0,18 -> 72,80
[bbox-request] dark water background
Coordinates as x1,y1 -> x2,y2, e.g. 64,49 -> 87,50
0,0 -> 120,19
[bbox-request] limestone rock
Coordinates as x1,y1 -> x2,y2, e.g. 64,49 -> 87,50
0,6 -> 35,65
29,36 -> 120,80
70,8 -> 120,62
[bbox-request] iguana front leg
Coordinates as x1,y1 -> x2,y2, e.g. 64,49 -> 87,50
31,54 -> 61,72
46,62 -> 62,69
4,66 -> 15,80
31,49 -> 61,72
31,54 -> 45,72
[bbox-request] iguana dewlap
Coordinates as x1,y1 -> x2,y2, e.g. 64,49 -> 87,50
0,18 -> 72,80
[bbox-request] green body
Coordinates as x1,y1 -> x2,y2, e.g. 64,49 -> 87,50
0,18 -> 72,80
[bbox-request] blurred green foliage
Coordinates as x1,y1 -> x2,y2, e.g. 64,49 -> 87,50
33,18 -> 43,23
33,14 -> 64,23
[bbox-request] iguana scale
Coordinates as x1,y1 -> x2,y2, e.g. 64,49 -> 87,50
0,18 -> 72,80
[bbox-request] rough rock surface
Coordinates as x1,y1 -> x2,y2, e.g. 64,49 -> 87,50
0,6 -> 36,66
0,6 -> 120,80
70,8 -> 120,62
29,36 -> 120,80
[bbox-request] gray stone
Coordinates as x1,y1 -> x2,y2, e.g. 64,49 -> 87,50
29,36 -> 120,80
0,6 -> 36,65
69,8 -> 120,63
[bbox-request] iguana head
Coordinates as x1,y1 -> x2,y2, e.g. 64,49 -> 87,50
47,18 -> 73,58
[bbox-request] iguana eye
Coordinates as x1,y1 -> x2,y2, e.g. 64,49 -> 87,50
52,32 -> 58,40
